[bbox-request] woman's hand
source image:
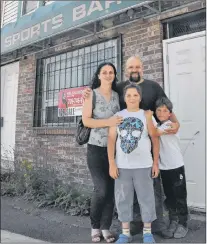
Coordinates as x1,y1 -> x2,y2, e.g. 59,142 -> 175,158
107,116 -> 123,127
152,163 -> 159,178
109,161 -> 119,179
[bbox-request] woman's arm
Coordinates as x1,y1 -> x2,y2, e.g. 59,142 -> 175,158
82,92 -> 122,128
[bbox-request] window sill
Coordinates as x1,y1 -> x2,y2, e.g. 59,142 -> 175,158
33,127 -> 77,135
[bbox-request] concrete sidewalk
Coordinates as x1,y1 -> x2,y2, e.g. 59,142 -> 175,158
1,230 -> 49,243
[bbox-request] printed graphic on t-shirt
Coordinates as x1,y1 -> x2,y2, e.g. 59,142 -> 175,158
118,117 -> 144,154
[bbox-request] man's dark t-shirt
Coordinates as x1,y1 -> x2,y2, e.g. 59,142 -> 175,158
116,80 -> 167,119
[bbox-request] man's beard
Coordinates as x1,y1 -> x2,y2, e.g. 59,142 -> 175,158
129,72 -> 141,83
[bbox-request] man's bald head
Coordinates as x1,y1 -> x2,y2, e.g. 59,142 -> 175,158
125,56 -> 144,80
126,56 -> 142,67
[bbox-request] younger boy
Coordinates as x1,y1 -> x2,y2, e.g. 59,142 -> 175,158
155,97 -> 188,239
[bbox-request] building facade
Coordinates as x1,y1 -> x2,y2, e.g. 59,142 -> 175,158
1,0 -> 206,210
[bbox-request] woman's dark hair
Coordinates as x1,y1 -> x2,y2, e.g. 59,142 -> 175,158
123,83 -> 142,99
155,97 -> 173,112
90,62 -> 118,91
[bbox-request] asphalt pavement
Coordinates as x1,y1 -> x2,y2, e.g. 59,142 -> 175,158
1,196 -> 206,243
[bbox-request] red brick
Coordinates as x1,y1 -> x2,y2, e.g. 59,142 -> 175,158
143,50 -> 155,56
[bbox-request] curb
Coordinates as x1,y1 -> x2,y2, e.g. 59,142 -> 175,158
1,230 -> 50,243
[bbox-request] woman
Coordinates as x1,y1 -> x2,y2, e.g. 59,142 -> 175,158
107,83 -> 159,243
82,62 -> 122,243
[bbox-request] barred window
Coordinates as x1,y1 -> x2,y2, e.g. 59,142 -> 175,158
34,39 -> 120,128
163,10 -> 206,39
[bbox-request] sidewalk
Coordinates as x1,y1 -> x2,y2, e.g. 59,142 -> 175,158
1,230 -> 49,243
1,196 -> 206,243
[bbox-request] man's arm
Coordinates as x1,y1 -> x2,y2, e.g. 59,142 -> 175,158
170,112 -> 179,123
163,112 -> 180,134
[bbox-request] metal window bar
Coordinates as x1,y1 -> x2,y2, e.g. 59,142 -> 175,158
163,10 -> 206,39
58,54 -> 61,126
34,39 -> 120,128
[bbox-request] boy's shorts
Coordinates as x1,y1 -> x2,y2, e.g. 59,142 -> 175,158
115,167 -> 157,223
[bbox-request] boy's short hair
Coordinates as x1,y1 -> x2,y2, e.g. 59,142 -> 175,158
155,97 -> 173,113
123,83 -> 142,99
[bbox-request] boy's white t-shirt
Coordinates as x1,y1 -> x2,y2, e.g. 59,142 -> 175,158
158,120 -> 184,170
115,109 -> 156,169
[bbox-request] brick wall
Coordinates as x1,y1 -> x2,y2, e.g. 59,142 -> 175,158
122,20 -> 163,85
15,55 -> 91,189
16,56 -> 36,161
14,0 -> 205,190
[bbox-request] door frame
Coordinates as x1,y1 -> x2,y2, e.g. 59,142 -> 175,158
1,61 -> 19,165
162,31 -> 206,211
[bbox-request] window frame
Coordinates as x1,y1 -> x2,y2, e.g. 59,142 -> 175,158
44,1 -> 54,5
34,37 -> 122,128
21,1 -> 40,16
1,1 -> 56,27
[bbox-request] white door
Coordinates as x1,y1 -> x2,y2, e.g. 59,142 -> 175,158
163,31 -> 206,210
1,62 -> 19,169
